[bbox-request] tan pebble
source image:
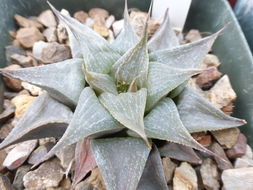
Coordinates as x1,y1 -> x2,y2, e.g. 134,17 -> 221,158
16,27 -> 44,48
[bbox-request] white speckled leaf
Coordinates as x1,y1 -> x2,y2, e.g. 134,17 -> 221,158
159,142 -> 202,164
112,0 -> 138,54
0,92 -> 72,149
49,3 -> 121,74
99,89 -> 149,144
148,9 -> 179,52
137,146 -> 168,190
91,137 -> 151,190
112,21 -> 149,87
177,86 -> 246,133
83,66 -> 117,95
149,29 -> 223,69
0,59 -> 85,108
144,97 -> 215,155
38,87 -> 124,164
146,62 -> 201,111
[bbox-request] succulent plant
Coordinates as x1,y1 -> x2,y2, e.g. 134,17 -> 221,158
0,1 -> 246,189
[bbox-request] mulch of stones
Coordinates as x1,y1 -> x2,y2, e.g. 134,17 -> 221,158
0,7 -> 252,190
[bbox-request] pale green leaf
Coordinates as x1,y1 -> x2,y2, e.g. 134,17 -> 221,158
0,58 -> 85,108
83,66 -> 118,95
144,97 -> 215,155
148,9 -> 179,51
99,89 -> 149,145
146,62 -> 201,111
177,86 -> 246,133
149,29 -> 223,69
111,21 -> 149,87
0,92 -> 72,149
37,87 -> 123,164
49,2 -> 121,74
91,137 -> 151,190
137,146 -> 168,190
112,0 -> 138,54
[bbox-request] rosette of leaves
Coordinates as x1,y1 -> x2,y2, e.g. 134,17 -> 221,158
0,1 -> 246,189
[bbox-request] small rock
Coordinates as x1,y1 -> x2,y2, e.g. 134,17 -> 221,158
87,168 -> 106,190
88,8 -> 109,24
221,102 -> 234,115
200,158 -> 220,190
28,143 -> 54,165
192,132 -> 212,147
107,29 -> 115,43
185,29 -> 202,42
0,100 -> 15,123
43,27 -> 58,42
11,94 -> 36,118
10,54 -> 33,67
173,162 -> 198,190
57,24 -> 68,43
59,177 -> 71,189
212,128 -> 240,149
38,10 -> 57,27
0,149 -> 7,172
162,157 -> 177,183
210,142 -> 233,170
23,158 -> 64,189
105,15 -> 115,28
93,24 -> 109,37
0,174 -> 14,190
39,137 -> 56,145
5,45 -> 26,65
14,14 -> 43,29
204,75 -> 236,108
0,121 -> 14,140
234,145 -> 253,168
222,168 -> 253,190
13,165 -> 31,190
16,27 -> 44,48
3,140 -> 37,170
112,19 -> 124,36
74,11 -> 89,24
2,64 -> 22,91
74,181 -> 93,190
55,143 -> 75,170
201,54 -> 221,69
21,82 -> 43,96
85,18 -> 95,28
196,67 -> 222,89
226,133 -> 247,159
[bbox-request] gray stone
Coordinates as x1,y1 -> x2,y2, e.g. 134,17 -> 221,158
5,45 -> 26,65
234,145 -> 253,168
13,165 -> 31,190
23,158 -> 64,189
0,174 -> 14,190
162,157 -> 177,183
55,143 -> 75,170
200,158 -> 220,190
28,144 -> 53,165
226,133 -> 247,159
10,54 -> 33,67
222,168 -> 253,190
43,27 -> 57,42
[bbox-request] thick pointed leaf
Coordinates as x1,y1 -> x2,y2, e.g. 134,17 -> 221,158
112,21 -> 149,87
83,66 -> 117,95
177,86 -> 246,133
144,97 -> 215,155
0,92 -> 72,149
112,0 -> 138,54
146,62 -> 201,111
91,137 -> 151,190
49,3 -> 121,74
148,9 -> 179,51
149,29 -> 223,69
99,89 -> 149,145
0,59 -> 85,107
159,142 -> 202,164
137,146 -> 168,190
37,87 -> 123,164
72,138 -> 97,187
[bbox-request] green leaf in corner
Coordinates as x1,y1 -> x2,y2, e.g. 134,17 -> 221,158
148,9 -> 179,52
36,87 -> 123,164
149,29 -> 223,69
144,97 -> 215,156
0,92 -> 72,149
0,59 -> 85,108
48,2 -> 121,74
111,18 -> 149,88
83,66 -> 118,95
177,86 -> 246,133
99,89 -> 149,145
112,0 -> 138,54
137,145 -> 168,190
146,62 -> 201,111
91,137 -> 151,190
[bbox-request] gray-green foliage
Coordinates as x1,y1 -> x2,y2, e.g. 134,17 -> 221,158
0,1 -> 246,190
